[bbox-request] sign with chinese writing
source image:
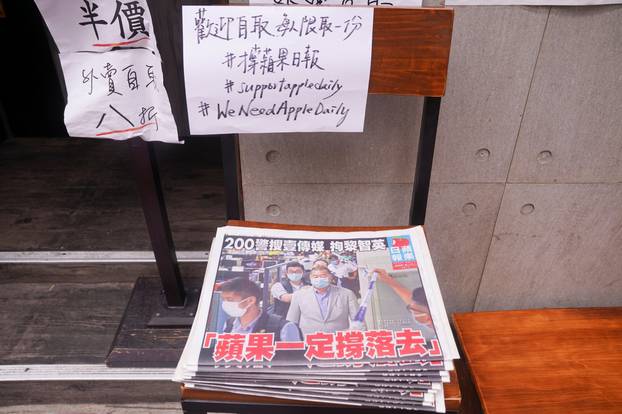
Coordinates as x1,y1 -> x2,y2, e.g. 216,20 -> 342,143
182,6 -> 373,134
250,0 -> 422,7
60,49 -> 178,142
34,0 -> 157,52
34,0 -> 179,143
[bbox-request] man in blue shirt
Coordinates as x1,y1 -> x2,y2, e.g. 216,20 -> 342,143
220,277 -> 301,341
270,261 -> 309,318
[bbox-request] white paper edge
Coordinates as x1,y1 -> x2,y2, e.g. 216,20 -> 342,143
446,0 -> 621,5
411,227 -> 460,361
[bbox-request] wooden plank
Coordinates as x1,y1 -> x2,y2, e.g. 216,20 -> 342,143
0,282 -> 132,364
0,381 -> 179,406
370,7 -> 453,96
0,137 -> 225,251
0,263 -> 206,284
228,219 -> 411,231
453,308 -> 622,414
0,403 -> 182,414
106,277 -> 203,368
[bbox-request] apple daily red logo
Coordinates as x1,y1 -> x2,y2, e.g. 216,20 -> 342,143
391,237 -> 410,248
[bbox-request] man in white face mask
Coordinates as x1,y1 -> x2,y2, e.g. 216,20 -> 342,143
328,254 -> 358,294
270,262 -> 309,318
220,277 -> 301,341
286,267 -> 360,337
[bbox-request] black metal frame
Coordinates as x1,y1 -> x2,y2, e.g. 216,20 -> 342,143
221,134 -> 243,221
129,136 -> 186,307
410,96 -> 442,226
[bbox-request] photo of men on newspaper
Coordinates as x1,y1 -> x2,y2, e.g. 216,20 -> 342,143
200,234 -> 443,365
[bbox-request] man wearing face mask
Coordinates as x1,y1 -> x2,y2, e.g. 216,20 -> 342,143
220,277 -> 302,341
328,254 -> 358,291
270,262 -> 309,318
286,267 -> 360,336
374,268 -> 435,339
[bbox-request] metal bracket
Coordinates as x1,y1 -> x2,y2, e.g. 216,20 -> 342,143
147,286 -> 201,328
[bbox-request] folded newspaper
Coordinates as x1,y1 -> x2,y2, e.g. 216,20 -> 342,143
175,224 -> 459,412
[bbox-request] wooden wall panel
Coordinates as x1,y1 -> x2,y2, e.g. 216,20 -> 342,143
508,6 -> 622,183
475,184 -> 622,311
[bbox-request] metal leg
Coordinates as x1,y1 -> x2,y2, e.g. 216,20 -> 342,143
0,100 -> 12,143
129,137 -> 185,307
410,96 -> 441,226
221,134 -> 244,221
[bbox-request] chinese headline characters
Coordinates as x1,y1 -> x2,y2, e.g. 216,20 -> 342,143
203,329 -> 442,363
222,236 -> 388,253
79,0 -> 149,42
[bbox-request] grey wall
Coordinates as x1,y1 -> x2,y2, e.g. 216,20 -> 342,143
238,5 -> 622,314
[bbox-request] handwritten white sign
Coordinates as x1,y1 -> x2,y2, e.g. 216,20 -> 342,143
34,0 -> 157,53
250,0 -> 422,7
60,49 -> 179,143
182,6 -> 373,134
34,0 -> 179,143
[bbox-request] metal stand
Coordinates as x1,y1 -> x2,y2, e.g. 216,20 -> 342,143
410,97 -> 441,226
106,137 -> 201,367
129,137 -> 186,306
0,100 -> 11,143
221,134 -> 244,220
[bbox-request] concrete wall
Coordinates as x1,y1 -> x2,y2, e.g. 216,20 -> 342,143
238,5 -> 622,314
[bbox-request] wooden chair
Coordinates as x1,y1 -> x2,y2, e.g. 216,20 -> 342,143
222,6 -> 454,227
180,7 -> 456,413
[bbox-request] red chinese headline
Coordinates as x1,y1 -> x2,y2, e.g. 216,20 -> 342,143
203,328 -> 442,363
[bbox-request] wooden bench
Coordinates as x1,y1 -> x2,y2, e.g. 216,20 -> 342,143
453,307 -> 622,413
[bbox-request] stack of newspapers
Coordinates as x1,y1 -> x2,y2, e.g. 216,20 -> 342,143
174,224 -> 459,412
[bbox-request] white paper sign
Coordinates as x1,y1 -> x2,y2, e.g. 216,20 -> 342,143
445,0 -> 621,4
60,49 -> 179,143
182,6 -> 374,134
34,0 -> 157,52
250,0 -> 422,7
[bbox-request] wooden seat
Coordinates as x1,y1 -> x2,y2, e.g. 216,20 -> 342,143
453,307 -> 622,414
